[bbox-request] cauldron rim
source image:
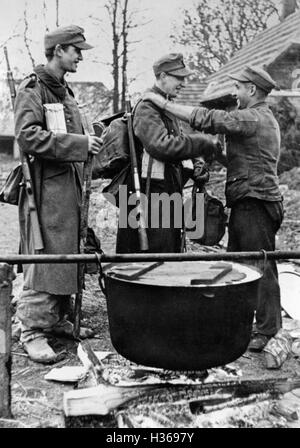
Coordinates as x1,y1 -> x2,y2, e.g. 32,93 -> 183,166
104,261 -> 263,288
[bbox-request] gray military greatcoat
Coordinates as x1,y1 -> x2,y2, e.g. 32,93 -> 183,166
14,65 -> 89,295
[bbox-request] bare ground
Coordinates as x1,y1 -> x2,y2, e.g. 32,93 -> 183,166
1,154 -> 300,428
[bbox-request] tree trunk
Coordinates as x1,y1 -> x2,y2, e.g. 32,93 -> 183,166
0,264 -> 15,418
121,0 -> 129,111
112,45 -> 120,113
56,0 -> 59,27
112,0 -> 120,113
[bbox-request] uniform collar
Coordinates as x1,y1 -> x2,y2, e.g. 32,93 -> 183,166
249,100 -> 268,109
34,64 -> 74,100
151,85 -> 173,100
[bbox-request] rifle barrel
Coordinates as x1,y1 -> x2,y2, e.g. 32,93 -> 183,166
74,104 -> 98,338
126,100 -> 149,251
4,47 -> 16,107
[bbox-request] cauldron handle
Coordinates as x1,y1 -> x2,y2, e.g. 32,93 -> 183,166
95,252 -> 107,296
260,249 -> 268,274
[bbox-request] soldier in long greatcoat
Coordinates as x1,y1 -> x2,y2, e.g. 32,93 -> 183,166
14,25 -> 103,363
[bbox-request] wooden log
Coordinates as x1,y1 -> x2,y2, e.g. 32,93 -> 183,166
63,384 -> 155,417
0,263 -> 15,418
77,341 -> 104,385
63,377 -> 300,418
270,400 -> 299,422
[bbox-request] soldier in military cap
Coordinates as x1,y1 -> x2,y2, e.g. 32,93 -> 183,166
143,65 -> 284,352
116,53 -> 219,253
14,25 -> 103,363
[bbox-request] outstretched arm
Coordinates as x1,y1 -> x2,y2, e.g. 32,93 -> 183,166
133,100 -> 218,162
142,91 -> 194,123
143,91 -> 258,137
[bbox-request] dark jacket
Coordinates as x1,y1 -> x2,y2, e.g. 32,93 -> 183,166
116,85 -> 217,253
190,101 -> 282,207
14,64 -> 89,294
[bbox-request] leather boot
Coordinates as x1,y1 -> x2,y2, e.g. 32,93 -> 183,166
23,337 -> 61,364
248,334 -> 271,352
51,320 -> 95,339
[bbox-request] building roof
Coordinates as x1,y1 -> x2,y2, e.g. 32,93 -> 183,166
176,79 -> 207,106
202,10 -> 300,101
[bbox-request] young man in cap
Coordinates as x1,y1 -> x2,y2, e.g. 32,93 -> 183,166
14,25 -> 103,363
116,53 -> 219,253
143,65 -> 284,351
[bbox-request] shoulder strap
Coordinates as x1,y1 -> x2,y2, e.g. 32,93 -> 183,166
131,97 -> 143,116
134,99 -> 155,191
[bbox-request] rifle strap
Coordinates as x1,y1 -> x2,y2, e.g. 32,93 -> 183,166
145,156 -> 153,200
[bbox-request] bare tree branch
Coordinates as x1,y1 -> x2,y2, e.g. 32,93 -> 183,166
0,33 -> 21,51
23,4 -> 35,69
171,0 -> 280,78
91,0 -> 150,112
43,1 -> 49,31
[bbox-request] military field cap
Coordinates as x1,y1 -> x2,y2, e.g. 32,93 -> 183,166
44,25 -> 93,50
153,53 -> 191,77
228,65 -> 278,93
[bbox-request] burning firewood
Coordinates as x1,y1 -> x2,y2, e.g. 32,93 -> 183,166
63,377 -> 300,417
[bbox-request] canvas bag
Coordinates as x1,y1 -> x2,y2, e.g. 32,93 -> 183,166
0,74 -> 55,207
0,163 -> 23,205
92,115 -> 130,179
188,185 -> 228,246
92,100 -> 142,180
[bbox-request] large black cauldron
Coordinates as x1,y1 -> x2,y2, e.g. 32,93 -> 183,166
104,261 -> 262,371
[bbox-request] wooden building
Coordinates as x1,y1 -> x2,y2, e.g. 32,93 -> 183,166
176,7 -> 300,171
177,9 -> 300,111
202,9 -> 300,109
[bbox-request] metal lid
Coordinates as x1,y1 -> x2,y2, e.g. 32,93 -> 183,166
105,260 -> 262,288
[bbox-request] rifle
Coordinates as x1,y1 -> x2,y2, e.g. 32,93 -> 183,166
73,104 -> 104,338
124,76 -> 149,252
4,46 -> 44,251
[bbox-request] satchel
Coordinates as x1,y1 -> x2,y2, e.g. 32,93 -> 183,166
92,116 -> 130,180
0,164 -> 23,205
92,100 -> 142,180
188,185 -> 228,246
102,163 -> 131,208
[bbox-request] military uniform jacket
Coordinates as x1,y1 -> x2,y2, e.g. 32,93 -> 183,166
14,64 -> 89,295
190,101 -> 282,207
116,85 -> 216,253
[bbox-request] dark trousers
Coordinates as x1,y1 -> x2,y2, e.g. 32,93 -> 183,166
116,194 -> 182,254
228,198 -> 284,336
